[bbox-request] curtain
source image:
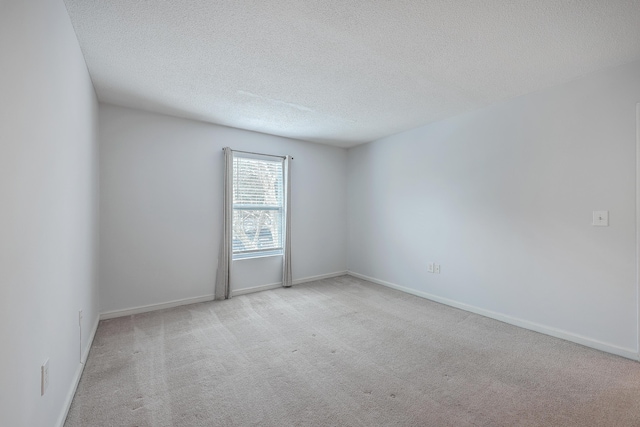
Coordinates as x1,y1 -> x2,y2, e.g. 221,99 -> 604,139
215,147 -> 233,300
282,155 -> 292,288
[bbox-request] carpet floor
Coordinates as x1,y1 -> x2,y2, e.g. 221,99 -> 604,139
65,275 -> 640,426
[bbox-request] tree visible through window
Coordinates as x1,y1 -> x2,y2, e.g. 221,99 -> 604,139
232,154 -> 284,259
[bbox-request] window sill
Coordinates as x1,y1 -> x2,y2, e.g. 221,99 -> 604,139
233,251 -> 283,261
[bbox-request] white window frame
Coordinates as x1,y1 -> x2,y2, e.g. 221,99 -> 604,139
232,152 -> 285,260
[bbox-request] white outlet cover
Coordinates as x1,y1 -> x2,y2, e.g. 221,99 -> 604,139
435,264 -> 441,274
427,263 -> 434,273
41,359 -> 49,396
592,211 -> 609,226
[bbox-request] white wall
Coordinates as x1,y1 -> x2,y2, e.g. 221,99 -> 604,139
0,1 -> 100,426
99,104 -> 347,313
348,59 -> 640,358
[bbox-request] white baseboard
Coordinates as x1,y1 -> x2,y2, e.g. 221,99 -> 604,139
294,270 -> 348,285
82,316 -> 99,364
231,271 -> 348,297
99,271 -> 349,317
100,294 -> 215,320
56,316 -> 100,427
232,282 -> 282,297
347,271 -> 639,361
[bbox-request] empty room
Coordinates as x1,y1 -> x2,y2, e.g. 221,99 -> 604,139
3,0 -> 640,426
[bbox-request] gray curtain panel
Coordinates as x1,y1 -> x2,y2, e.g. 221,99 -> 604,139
215,147 -> 233,300
282,155 -> 292,288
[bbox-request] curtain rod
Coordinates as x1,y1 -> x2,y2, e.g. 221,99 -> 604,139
224,148 -> 293,160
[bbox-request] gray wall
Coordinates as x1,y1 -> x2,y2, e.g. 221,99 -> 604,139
98,104 -> 347,313
348,59 -> 640,358
0,0 -> 100,426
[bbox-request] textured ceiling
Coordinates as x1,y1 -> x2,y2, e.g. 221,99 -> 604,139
64,1 -> 640,148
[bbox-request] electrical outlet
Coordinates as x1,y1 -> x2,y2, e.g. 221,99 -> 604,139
434,264 -> 441,274
428,262 -> 434,273
78,309 -> 84,362
41,359 -> 49,396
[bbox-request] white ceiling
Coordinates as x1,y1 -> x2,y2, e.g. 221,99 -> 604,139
64,1 -> 640,148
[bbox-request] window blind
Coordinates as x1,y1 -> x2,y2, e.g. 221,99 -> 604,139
232,155 -> 284,257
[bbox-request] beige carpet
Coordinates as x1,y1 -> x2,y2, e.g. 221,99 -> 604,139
65,275 -> 640,426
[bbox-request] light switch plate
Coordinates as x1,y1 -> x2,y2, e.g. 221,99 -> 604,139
592,211 -> 609,227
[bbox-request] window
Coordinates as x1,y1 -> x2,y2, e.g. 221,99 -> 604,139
232,154 -> 284,259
